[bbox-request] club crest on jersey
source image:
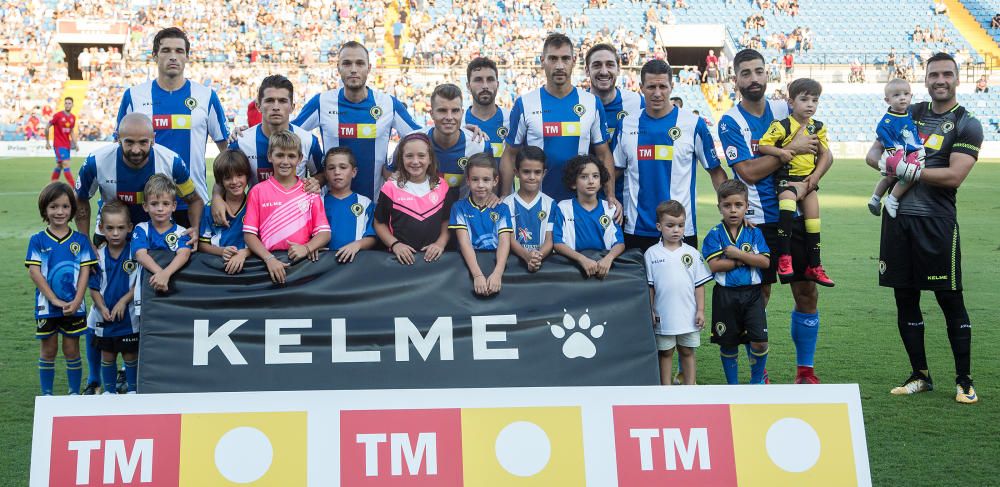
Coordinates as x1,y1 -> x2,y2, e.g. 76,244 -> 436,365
573,104 -> 586,117
497,126 -> 509,138
668,127 -> 682,140
184,97 -> 198,110
617,110 -> 628,120
941,121 -> 954,134
490,211 -> 500,222
123,260 -> 137,273
725,146 -> 738,161
538,210 -> 547,221
681,254 -> 693,268
741,243 -> 752,252
350,203 -> 363,217
69,242 -> 81,256
458,157 -> 469,169
370,106 -> 383,120
599,215 -> 611,229
165,233 -> 179,251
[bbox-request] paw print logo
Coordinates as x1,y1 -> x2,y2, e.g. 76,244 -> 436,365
549,309 -> 605,359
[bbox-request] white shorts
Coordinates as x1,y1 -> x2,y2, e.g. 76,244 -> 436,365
656,331 -> 701,351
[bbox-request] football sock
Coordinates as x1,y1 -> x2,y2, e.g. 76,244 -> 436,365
39,358 -> 55,395
720,346 -> 739,385
894,288 -> 927,372
790,310 -> 819,367
50,167 -> 61,181
749,345 -> 769,384
777,199 -> 796,256
66,357 -> 83,394
935,290 -> 971,378
101,360 -> 117,394
85,331 -> 101,385
63,167 -> 76,187
804,218 -> 821,267
124,359 -> 138,392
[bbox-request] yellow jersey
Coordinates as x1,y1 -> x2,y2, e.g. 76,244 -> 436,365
759,116 -> 829,176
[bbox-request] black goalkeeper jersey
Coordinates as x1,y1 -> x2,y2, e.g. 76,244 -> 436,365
900,102 -> 983,218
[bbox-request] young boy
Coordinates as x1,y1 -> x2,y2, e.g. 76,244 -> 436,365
502,145 -> 556,272
450,153 -> 513,296
87,200 -> 139,394
323,147 -> 376,263
552,155 -> 626,278
132,174 -> 192,295
645,200 -> 712,386
200,149 -> 252,274
26,182 -> 97,395
244,130 -> 330,284
869,78 -> 924,218
758,77 -> 834,287
702,180 -> 773,385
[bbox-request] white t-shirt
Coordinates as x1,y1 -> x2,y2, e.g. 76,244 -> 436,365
644,242 -> 713,336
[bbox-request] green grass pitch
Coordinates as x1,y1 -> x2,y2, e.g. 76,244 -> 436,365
0,156 -> 997,484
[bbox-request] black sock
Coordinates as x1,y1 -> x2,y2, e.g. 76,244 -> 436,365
894,288 -> 927,373
935,290 -> 971,379
778,208 -> 794,256
805,231 -> 820,267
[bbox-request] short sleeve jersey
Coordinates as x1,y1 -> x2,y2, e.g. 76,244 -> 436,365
645,242 -> 713,335
323,192 -> 375,250
718,100 -> 790,224
701,222 -> 770,287
901,102 -> 983,218
76,143 -> 195,225
758,117 -> 829,176
199,200 -> 247,249
117,79 -> 230,207
506,86 -> 609,200
228,124 -> 323,186
374,177 -> 456,249
293,87 -> 421,200
25,229 -> 97,319
875,110 -> 922,155
464,106 -> 511,158
601,88 -> 644,203
449,198 -> 513,250
552,198 -> 624,251
50,111 -> 76,149
132,221 -> 191,253
614,106 -> 721,238
243,177 -> 330,251
389,127 -> 490,191
502,192 -> 557,251
87,243 -> 139,336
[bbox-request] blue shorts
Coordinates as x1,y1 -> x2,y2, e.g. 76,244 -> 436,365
54,147 -> 71,162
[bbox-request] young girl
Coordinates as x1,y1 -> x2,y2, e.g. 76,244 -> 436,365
244,130 -> 331,284
449,153 -> 512,295
502,145 -> 556,272
552,155 -> 625,278
26,182 -> 97,395
199,149 -> 252,274
374,132 -> 456,265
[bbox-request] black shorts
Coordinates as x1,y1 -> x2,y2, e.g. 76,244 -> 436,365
710,285 -> 768,346
775,173 -> 817,196
624,233 -> 699,251
759,222 -> 808,284
36,316 -> 87,338
879,213 -> 961,291
95,333 -> 140,354
173,209 -> 191,228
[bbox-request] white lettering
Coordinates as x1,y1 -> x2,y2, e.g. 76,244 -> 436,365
103,439 -> 153,483
265,319 -> 313,364
356,433 -> 387,477
193,319 -> 248,366
394,317 -> 454,362
664,428 -> 710,471
332,319 -> 381,363
390,432 -> 437,476
68,440 -> 101,485
471,315 -> 519,360
629,428 -> 660,471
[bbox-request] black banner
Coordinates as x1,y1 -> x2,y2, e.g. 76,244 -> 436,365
138,249 -> 660,393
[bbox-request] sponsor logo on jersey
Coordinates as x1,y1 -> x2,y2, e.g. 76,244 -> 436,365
151,114 -> 192,131
339,123 -> 377,139
256,167 -> 274,181
542,122 -> 581,137
638,145 -> 674,161
116,191 -> 144,205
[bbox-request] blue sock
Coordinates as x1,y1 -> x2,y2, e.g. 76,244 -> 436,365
791,311 -> 820,367
39,358 -> 55,395
101,360 -> 118,394
66,357 -> 83,394
750,346 -> 770,384
85,331 -> 101,385
720,346 -> 739,384
124,359 -> 138,392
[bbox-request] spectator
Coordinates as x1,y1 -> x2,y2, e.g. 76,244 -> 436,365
992,14 -> 1000,29
782,52 -> 794,80
975,75 -> 989,93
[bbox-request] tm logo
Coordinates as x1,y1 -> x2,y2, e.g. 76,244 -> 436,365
549,309 -> 605,359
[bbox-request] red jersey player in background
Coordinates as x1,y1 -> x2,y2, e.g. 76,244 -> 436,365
45,97 -> 78,185
247,100 -> 263,126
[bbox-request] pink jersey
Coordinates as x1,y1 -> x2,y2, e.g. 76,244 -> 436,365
243,177 -> 330,251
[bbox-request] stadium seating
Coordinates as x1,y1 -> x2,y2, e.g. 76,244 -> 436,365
820,90 -> 1000,141
963,0 -> 1000,45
